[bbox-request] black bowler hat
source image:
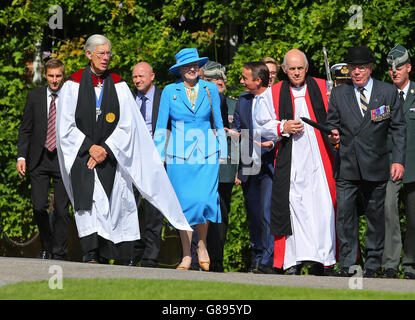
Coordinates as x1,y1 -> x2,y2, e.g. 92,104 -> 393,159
346,46 -> 375,64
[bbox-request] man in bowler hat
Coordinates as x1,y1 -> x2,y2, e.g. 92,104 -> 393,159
326,45 -> 406,278
381,44 -> 415,279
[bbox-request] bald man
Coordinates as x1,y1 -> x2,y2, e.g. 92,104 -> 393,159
254,49 -> 337,275
127,61 -> 164,267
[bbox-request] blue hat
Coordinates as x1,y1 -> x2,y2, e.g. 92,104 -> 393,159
169,48 -> 208,75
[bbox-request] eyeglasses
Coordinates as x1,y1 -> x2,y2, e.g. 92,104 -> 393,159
94,51 -> 112,58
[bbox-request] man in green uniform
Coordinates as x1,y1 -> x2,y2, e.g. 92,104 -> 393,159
381,44 -> 415,279
201,60 -> 238,272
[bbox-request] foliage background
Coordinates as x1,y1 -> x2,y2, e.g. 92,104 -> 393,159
1,0 -> 414,270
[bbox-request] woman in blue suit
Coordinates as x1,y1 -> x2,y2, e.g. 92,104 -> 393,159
154,48 -> 227,270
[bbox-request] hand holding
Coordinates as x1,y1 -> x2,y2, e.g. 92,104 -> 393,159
87,156 -> 98,170
328,129 -> 340,145
89,144 -> 107,163
254,140 -> 274,149
283,120 -> 304,135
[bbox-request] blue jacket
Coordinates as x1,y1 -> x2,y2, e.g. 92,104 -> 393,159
154,78 -> 227,163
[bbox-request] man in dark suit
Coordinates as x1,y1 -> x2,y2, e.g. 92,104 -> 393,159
327,46 -> 406,278
233,62 -> 276,273
16,58 -> 70,260
201,60 -> 238,272
381,44 -> 415,279
127,61 -> 164,267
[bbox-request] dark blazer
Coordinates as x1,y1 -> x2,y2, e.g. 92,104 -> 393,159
326,78 -> 406,181
17,86 -> 49,171
233,91 -> 275,183
132,85 -> 162,134
402,81 -> 415,183
387,80 -> 415,184
219,95 -> 238,183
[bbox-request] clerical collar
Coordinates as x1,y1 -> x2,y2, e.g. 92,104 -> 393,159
90,68 -> 108,88
290,81 -> 306,88
90,67 -> 104,78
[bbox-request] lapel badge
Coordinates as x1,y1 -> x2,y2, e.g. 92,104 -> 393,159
173,95 -> 177,100
411,89 -> 415,94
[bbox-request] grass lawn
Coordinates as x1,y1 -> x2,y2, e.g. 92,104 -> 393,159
0,278 -> 414,300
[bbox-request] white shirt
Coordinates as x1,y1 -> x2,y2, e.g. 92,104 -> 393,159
254,86 -> 287,141
398,81 -> 410,101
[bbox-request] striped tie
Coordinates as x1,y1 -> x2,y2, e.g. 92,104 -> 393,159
46,93 -> 57,152
359,87 -> 369,114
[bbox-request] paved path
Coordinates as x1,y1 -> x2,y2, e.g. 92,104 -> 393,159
1,257 -> 415,293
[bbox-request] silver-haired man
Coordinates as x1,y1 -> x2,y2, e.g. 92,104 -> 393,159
56,34 -> 191,263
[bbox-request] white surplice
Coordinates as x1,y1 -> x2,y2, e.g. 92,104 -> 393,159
56,80 -> 191,244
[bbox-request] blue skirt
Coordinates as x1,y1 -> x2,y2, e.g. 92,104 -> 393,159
166,158 -> 221,226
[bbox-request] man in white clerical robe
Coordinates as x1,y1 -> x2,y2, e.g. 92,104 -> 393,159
254,49 -> 337,275
56,34 -> 191,263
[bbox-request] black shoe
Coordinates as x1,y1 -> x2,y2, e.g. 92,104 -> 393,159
404,272 -> 415,279
98,256 -> 110,264
37,250 -> 51,259
380,268 -> 398,279
208,262 -> 224,272
255,263 -> 277,274
125,257 -> 140,267
83,250 -> 98,263
323,266 -> 335,276
307,262 -> 324,276
51,254 -> 66,261
333,268 -> 353,277
248,261 -> 260,273
141,261 -> 158,268
363,268 -> 378,278
286,265 -> 301,275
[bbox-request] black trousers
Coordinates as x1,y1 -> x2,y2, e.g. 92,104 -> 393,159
206,182 -> 233,271
335,179 -> 387,271
402,182 -> 415,274
130,190 -> 164,266
30,149 -> 70,257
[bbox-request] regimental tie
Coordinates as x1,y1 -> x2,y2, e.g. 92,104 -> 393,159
359,87 -> 369,114
46,93 -> 57,152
